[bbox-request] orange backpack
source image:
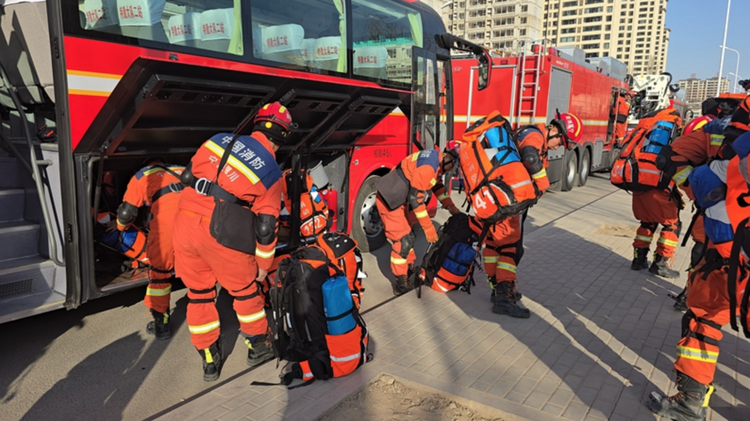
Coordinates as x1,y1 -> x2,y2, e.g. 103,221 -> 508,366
610,108 -> 683,191
282,169 -> 330,238
315,232 -> 365,309
458,111 -> 539,223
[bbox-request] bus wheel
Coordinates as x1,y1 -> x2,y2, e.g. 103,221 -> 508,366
562,150 -> 577,192
352,175 -> 387,252
578,148 -> 590,187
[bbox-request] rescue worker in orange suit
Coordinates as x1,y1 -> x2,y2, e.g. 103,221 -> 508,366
660,97 -> 740,310
280,168 -> 330,239
375,148 -> 460,295
613,90 -> 631,144
173,102 -> 292,381
115,158 -> 184,340
480,113 -> 581,318
647,102 -> 750,421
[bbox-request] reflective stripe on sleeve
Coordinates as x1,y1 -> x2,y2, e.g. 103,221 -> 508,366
390,256 -> 408,265
255,247 -> 275,259
672,166 -> 694,185
532,168 -> 547,179
414,209 -> 429,219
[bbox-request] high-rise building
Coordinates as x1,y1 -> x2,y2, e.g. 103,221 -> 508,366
676,75 -> 730,115
542,0 -> 670,75
440,0 -> 544,52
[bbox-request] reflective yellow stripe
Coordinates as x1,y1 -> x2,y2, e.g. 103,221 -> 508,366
437,193 -> 450,201
390,256 -> 408,265
302,371 -> 314,379
188,320 -> 220,335
532,168 -> 547,179
237,309 -> 266,324
496,262 -> 517,274
703,384 -> 715,407
330,352 -> 361,362
672,165 -> 693,185
676,345 -> 718,363
636,235 -> 653,243
205,141 -> 261,184
430,178 -> 437,186
146,285 -> 172,297
710,134 -> 724,146
255,248 -> 275,259
483,256 -> 499,263
411,153 -> 419,161
204,348 -> 214,364
658,237 -> 679,247
414,209 -> 429,219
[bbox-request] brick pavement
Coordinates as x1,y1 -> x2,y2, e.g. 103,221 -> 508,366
156,190 -> 750,421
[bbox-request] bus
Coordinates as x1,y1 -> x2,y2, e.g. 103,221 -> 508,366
0,0 -> 489,323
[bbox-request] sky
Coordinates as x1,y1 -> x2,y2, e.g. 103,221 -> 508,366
665,0 -> 749,86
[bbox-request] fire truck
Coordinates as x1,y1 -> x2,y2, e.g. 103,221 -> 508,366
452,43 -> 629,191
0,0 -> 490,323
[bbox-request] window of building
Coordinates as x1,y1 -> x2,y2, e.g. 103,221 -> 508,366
584,16 -> 603,23
584,7 -> 603,13
561,27 -> 576,34
582,43 -> 598,49
583,25 -> 601,32
603,43 -> 609,48
560,36 -> 575,43
586,52 -> 599,58
562,10 -> 577,16
582,34 -> 601,40
495,6 -> 516,14
520,29 -> 526,36
607,16 -> 612,21
562,19 -> 576,25
521,5 -> 528,12
520,17 -> 527,24
563,0 -> 578,6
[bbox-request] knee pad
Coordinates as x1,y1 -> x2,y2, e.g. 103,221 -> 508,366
256,213 -> 278,245
398,232 -> 416,259
116,202 -> 139,226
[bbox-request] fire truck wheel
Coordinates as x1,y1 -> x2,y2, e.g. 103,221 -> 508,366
352,175 -> 387,253
578,148 -> 590,187
562,150 -> 578,192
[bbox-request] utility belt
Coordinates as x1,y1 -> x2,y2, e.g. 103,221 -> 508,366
187,177 -> 256,254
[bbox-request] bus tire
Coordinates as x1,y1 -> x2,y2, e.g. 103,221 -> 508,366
578,148 -> 590,187
562,150 -> 577,192
352,175 -> 387,253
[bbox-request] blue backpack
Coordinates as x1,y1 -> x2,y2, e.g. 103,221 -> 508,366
688,161 -> 733,252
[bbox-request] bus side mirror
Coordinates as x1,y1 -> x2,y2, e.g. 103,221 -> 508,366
477,52 -> 491,91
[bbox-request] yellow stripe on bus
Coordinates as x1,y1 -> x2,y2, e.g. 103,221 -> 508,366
68,89 -> 111,97
67,69 -> 123,79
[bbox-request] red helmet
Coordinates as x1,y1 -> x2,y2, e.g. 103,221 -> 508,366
683,115 -> 713,136
443,140 -> 460,160
254,101 -> 293,132
550,112 -> 583,142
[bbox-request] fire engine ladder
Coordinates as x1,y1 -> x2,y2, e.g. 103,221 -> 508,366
515,40 -> 546,127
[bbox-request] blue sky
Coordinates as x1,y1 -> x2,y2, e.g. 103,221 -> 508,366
665,0 -> 749,85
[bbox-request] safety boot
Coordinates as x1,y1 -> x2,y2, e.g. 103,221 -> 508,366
490,278 -> 522,302
392,275 -> 413,296
146,309 -> 171,340
673,288 -> 688,312
246,331 -> 275,367
631,247 -> 650,270
650,253 -> 680,278
647,372 -> 711,421
492,281 -> 530,318
199,340 -> 222,382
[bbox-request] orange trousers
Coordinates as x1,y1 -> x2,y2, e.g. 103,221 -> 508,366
143,212 -> 177,314
376,195 -> 418,277
478,215 -> 522,286
632,189 -> 680,258
173,210 -> 268,350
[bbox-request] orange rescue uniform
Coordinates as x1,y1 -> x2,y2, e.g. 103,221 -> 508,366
614,96 -> 631,142
174,132 -> 282,350
117,164 -> 184,314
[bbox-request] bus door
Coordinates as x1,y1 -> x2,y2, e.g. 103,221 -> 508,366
411,48 -> 439,152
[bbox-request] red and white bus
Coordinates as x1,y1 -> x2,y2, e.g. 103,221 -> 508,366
0,0 -> 489,323
452,45 -> 629,191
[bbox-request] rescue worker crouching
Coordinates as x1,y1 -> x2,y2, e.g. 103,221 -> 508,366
173,101 -> 292,381
481,113 -> 579,319
115,158 -> 185,340
376,147 -> 460,295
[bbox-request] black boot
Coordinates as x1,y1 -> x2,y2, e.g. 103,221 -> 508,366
392,275 -> 413,296
647,372 -> 711,421
673,288 -> 688,312
631,247 -> 650,270
492,281 -> 530,318
650,253 -> 680,278
245,331 -> 275,367
199,340 -> 222,382
146,309 -> 171,340
490,278 -> 522,302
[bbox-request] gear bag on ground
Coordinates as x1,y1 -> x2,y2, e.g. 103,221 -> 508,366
415,213 -> 479,293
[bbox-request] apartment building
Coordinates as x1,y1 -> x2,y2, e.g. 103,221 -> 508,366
677,75 -> 730,115
542,0 -> 670,74
440,0 -> 544,52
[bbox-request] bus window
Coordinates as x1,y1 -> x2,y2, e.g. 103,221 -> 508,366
79,0 -> 243,55
350,0 -> 422,84
250,0 -> 347,73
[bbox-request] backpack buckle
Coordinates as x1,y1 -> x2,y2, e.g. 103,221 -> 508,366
194,177 -> 213,196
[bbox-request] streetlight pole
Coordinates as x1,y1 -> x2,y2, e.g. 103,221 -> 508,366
729,72 -> 744,93
717,0 -> 731,96
723,46 -> 741,93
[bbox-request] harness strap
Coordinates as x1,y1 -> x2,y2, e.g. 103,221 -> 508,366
188,177 -> 249,207
152,182 -> 184,204
681,206 -> 704,247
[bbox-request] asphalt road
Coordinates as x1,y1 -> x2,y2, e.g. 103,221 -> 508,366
0,174 -> 618,421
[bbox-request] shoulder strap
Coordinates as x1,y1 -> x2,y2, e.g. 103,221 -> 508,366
216,135 -> 239,182
153,164 -> 183,181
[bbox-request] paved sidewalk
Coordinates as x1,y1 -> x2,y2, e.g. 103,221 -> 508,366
157,190 -> 750,421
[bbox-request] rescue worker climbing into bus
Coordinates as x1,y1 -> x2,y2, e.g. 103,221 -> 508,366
173,101 -> 292,381
375,147 -> 460,295
279,168 -> 330,240
114,158 -> 184,340
614,90 -> 632,144
479,113 -> 580,319
647,102 -> 750,421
